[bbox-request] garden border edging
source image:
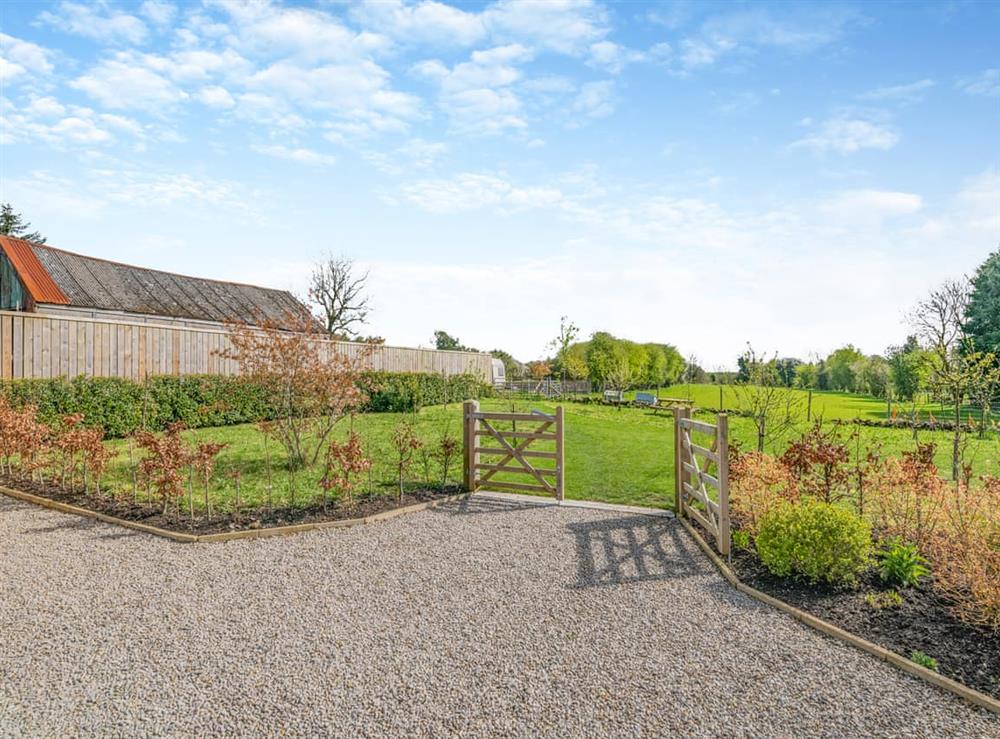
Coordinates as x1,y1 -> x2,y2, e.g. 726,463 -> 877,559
0,486 -> 470,544
676,516 -> 1000,716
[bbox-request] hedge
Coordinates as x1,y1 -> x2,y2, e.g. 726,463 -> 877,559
0,372 -> 490,437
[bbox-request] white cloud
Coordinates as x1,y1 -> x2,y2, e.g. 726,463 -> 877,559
414,45 -> 533,134
820,190 -> 924,221
351,0 -> 485,46
354,0 -> 608,55
571,80 -> 614,119
140,0 -> 177,27
364,138 -> 447,175
401,173 -> 562,213
792,117 -> 899,154
0,33 -> 54,81
587,41 -> 645,74
1,97 -> 146,146
38,1 -> 148,45
858,79 -> 934,104
958,68 -> 1000,97
251,144 -> 337,166
196,85 -> 236,109
71,53 -> 188,112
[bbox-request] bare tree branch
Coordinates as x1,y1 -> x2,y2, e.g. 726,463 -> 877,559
308,255 -> 371,338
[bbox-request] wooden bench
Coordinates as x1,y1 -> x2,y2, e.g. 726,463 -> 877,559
603,389 -> 624,405
635,392 -> 659,408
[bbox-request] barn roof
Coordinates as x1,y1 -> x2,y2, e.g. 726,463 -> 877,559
0,236 -> 312,329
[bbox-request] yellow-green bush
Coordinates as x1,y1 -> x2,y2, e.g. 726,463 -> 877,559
756,498 -> 873,586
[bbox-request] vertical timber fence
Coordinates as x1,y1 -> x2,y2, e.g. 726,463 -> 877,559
673,407 -> 731,557
463,400 -> 564,500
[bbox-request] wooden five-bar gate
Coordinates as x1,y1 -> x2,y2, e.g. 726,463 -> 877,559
463,400 -> 564,500
673,407 -> 731,556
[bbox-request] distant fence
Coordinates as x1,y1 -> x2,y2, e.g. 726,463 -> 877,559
0,310 -> 493,381
501,379 -> 592,398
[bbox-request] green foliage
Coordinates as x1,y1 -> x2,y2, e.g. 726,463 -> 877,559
433,330 -> 477,352
826,345 -> 865,392
865,590 -> 904,610
582,332 -> 683,389
0,203 -> 46,244
755,499 -> 873,586
358,372 -> 489,413
964,248 -> 1000,354
795,363 -> 818,389
878,539 -> 930,588
0,372 -> 489,436
887,337 -> 926,401
910,651 -> 939,671
732,529 -> 752,551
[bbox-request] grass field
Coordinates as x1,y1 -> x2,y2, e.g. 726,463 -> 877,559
645,384 -> 980,423
99,390 -> 1000,515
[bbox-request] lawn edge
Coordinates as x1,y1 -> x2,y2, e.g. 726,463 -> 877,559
0,486 -> 470,544
677,516 -> 1000,717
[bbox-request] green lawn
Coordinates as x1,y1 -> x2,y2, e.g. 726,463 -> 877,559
99,392 -> 1000,517
636,384 -> 980,423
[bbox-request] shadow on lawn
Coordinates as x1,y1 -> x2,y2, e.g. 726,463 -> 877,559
569,515 -> 703,589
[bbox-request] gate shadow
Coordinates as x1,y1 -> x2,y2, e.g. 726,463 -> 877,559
430,494 -> 551,517
568,515 -> 702,589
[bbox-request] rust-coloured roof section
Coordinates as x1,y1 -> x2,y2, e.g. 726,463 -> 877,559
0,236 -> 70,305
0,236 -> 312,329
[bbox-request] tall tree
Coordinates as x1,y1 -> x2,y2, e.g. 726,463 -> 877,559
886,336 -> 925,402
308,255 -> 370,338
433,330 -> 476,352
825,345 -> 865,391
0,204 -> 46,244
964,248 -> 1000,353
910,279 -> 994,480
548,315 -> 579,384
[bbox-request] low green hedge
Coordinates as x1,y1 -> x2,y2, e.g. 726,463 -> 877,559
358,371 -> 490,413
0,371 -> 490,437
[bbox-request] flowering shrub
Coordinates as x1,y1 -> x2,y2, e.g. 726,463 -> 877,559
868,444 -> 946,553
729,450 -> 799,536
929,476 -> 1000,630
321,431 -> 372,508
780,424 -> 851,504
136,423 -> 189,512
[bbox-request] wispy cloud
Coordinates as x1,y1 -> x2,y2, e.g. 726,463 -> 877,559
39,1 -> 149,45
251,144 -> 337,166
859,79 -> 934,104
957,68 -> 1000,97
792,116 -> 899,155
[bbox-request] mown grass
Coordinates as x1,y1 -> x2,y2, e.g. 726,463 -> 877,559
99,391 -> 1000,516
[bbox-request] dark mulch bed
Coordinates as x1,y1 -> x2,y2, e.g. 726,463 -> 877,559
0,474 -> 459,535
729,546 -> 1000,700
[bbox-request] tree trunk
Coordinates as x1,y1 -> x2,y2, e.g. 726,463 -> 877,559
952,396 -> 961,482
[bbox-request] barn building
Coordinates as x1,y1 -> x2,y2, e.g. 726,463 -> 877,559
0,236 -> 493,381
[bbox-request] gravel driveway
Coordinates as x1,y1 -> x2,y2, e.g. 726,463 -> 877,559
1,493 -> 996,738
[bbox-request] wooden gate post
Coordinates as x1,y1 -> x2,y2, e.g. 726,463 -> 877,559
555,405 -> 565,501
673,405 -> 683,515
463,400 -> 480,492
717,413 -> 731,557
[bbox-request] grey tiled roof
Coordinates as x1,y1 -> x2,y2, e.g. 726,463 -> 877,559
30,243 -> 311,328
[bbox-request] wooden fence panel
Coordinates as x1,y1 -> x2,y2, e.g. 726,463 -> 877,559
0,310 -> 494,382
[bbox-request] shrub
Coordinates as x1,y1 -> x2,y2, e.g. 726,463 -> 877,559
865,590 -> 903,610
878,539 -> 929,588
780,424 -> 851,504
731,529 -> 751,551
0,372 -> 488,437
910,651 -> 939,671
756,499 -> 873,586
929,476 -> 1000,631
729,451 -> 798,536
359,372 -> 489,413
868,444 -> 947,553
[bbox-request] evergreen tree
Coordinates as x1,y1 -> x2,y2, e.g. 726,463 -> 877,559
964,248 -> 1000,352
0,204 -> 46,244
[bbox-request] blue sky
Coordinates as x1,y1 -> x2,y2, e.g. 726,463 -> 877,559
1,0 -> 998,368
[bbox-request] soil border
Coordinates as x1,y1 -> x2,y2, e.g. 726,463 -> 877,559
0,485 -> 470,544
676,516 -> 1000,716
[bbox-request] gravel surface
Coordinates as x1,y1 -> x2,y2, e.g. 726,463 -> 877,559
1,493 -> 997,738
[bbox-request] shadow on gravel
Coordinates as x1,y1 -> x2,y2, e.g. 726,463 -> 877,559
430,495 -> 549,517
569,516 -> 703,589
21,516 -> 98,535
